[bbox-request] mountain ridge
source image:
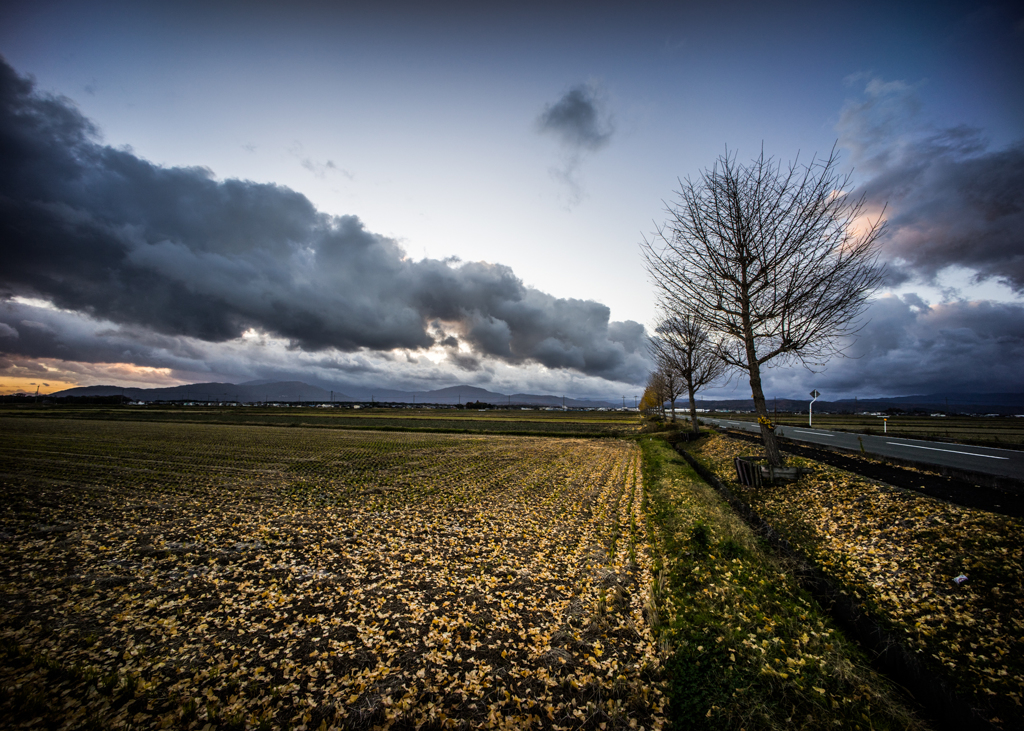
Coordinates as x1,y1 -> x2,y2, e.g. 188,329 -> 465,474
46,381 -> 620,408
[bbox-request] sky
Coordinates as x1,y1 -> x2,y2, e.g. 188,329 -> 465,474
1,0 -> 1022,400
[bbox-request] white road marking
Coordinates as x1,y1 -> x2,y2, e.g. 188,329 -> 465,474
793,429 -> 838,437
886,442 -> 1008,460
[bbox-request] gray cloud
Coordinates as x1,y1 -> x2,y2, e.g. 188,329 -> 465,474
0,300 -> 211,375
0,57 -> 648,386
838,78 -> 1024,290
0,299 -> 640,398
538,84 -> 613,151
537,84 -> 613,208
758,295 -> 1024,397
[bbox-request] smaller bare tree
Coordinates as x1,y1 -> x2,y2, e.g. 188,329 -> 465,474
647,341 -> 686,422
654,314 -> 728,433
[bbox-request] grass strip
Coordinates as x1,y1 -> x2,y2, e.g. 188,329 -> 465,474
638,434 -> 927,730
685,432 -> 1023,730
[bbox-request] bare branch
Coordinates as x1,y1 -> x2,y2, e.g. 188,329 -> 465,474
641,146 -> 886,465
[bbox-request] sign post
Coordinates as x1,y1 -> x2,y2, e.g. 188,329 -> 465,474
809,390 -> 820,427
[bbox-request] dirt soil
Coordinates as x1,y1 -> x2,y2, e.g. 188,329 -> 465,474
719,428 -> 1024,519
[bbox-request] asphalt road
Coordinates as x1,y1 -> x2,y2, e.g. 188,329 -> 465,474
699,417 -> 1024,481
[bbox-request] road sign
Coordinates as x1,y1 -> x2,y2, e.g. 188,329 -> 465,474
810,390 -> 820,398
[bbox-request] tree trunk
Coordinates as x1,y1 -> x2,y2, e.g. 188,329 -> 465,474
740,275 -> 784,467
687,385 -> 699,434
747,364 -> 783,466
670,395 -> 676,422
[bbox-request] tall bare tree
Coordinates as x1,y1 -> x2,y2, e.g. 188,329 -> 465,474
652,314 -> 728,434
642,147 -> 885,466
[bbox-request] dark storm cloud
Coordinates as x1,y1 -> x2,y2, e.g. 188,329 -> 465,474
839,78 -> 1024,290
761,295 -> 1024,397
0,58 -> 648,384
0,300 -> 209,374
536,84 -> 614,208
537,85 -> 613,151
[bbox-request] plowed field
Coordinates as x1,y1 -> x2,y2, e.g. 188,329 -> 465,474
0,419 -> 664,730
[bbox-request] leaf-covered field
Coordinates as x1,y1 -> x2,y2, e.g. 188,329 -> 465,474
0,406 -> 641,438
690,433 -> 1024,728
0,418 -> 664,729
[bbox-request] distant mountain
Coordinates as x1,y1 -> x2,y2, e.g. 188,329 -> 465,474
835,392 -> 1024,408
343,384 -> 618,408
48,381 -> 621,408
50,381 -> 352,403
46,381 -> 1024,413
831,392 -> 1024,415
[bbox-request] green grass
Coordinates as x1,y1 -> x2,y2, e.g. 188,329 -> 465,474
639,435 -> 927,730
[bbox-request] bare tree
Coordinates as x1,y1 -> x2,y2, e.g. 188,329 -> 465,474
653,314 -> 728,434
642,147 -> 885,466
647,344 -> 686,422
